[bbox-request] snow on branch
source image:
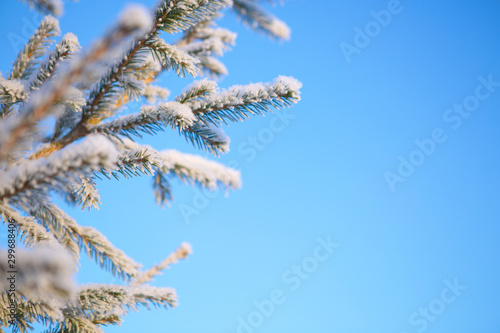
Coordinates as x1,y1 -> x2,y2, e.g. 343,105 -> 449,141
74,284 -> 177,320
8,15 -> 60,80
0,247 -> 76,307
190,26 -> 237,46
132,242 -> 193,286
189,75 -> 302,125
232,0 -> 290,40
0,78 -> 27,104
181,121 -> 230,155
0,7 -> 151,161
143,85 -> 170,103
179,25 -> 236,57
0,204 -> 60,248
153,134 -> 238,204
104,138 -> 237,205
0,135 -> 118,204
175,78 -> 218,103
28,202 -> 142,281
26,202 -> 81,260
159,149 -> 240,189
47,316 -> 104,333
146,37 -> 200,77
110,139 -> 164,180
118,5 -> 154,34
18,0 -> 64,16
197,55 -> 228,77
77,227 -> 142,281
180,37 -> 228,57
29,33 -> 81,90
130,285 -> 177,310
0,294 -> 67,333
80,0 -> 229,124
74,177 -> 101,211
90,101 -> 196,139
153,0 -> 232,35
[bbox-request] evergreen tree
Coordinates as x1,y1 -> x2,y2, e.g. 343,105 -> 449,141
0,0 -> 301,332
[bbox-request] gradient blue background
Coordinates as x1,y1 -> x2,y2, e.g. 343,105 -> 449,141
1,0 -> 500,332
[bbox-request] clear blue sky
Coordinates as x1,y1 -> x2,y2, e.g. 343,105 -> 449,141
1,0 -> 500,332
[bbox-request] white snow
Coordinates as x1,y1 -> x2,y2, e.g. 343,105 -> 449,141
188,75 -> 302,113
143,85 -> 170,103
0,247 -> 75,310
176,79 -> 217,103
42,15 -> 61,33
117,139 -> 164,176
266,17 -> 291,40
131,242 -> 194,286
132,101 -> 196,130
119,5 -> 153,33
198,27 -> 237,45
208,123 -> 230,151
161,101 -> 196,125
180,242 -> 193,255
150,38 -> 200,77
181,37 -> 227,56
0,135 -> 118,200
59,32 -> 81,54
200,56 -> 228,76
0,78 -> 26,102
44,0 -> 63,16
160,146 -> 240,189
61,85 -> 85,107
273,75 -> 303,93
78,225 -> 142,278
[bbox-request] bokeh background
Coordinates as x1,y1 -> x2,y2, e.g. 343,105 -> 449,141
1,0 -> 500,332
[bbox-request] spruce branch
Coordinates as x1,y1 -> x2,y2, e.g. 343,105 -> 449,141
130,285 -> 178,310
142,85 -> 170,103
131,242 -> 192,286
180,37 -> 227,57
8,15 -> 60,80
153,0 -> 232,35
0,248 -> 76,308
0,79 -> 27,105
0,0 -> 301,330
33,0 -> 231,157
18,0 -> 64,16
178,22 -> 237,76
109,139 -> 164,180
181,121 -> 230,155
189,75 -> 302,125
175,78 -> 218,104
74,177 -> 101,211
26,202 -> 142,281
152,170 -> 173,207
178,25 -> 237,48
197,55 -> 228,77
159,148 -> 240,189
81,0 -> 230,124
0,294 -> 63,333
23,201 -> 81,260
0,135 -> 118,204
0,6 -> 152,161
90,101 -> 196,139
232,0 -> 291,40
65,284 -> 177,328
46,316 -> 103,333
146,37 -> 200,77
29,33 -> 81,91
0,204 -> 59,248
152,147 -> 241,206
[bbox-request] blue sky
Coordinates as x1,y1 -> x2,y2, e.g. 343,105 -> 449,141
1,0 -> 500,332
